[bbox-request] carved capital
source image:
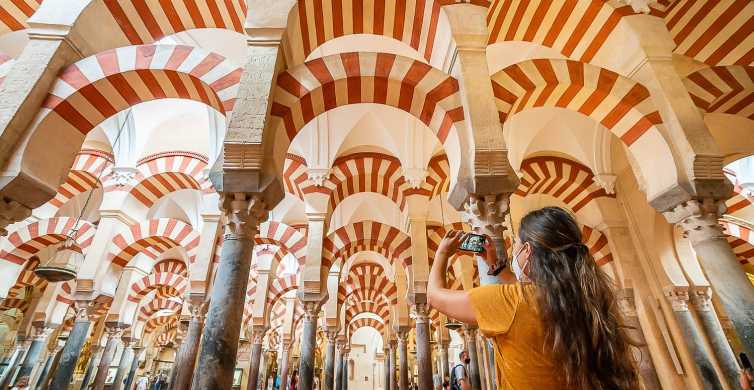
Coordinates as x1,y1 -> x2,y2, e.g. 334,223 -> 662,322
402,167 -> 428,189
110,167 -> 139,187
616,288 -> 638,318
324,327 -> 339,343
0,198 -> 31,236
689,286 -> 713,312
663,199 -> 726,245
594,174 -> 618,195
464,325 -> 478,341
221,193 -> 267,240
250,327 -> 267,344
396,328 -> 410,344
307,168 -> 331,187
31,323 -> 55,341
189,300 -> 208,322
412,303 -> 430,325
663,286 -> 690,312
462,194 -> 509,238
302,301 -> 321,322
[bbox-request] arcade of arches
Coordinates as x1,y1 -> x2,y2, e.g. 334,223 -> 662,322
0,1 -> 752,389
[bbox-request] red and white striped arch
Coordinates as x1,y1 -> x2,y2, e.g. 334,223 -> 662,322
109,218 -> 200,268
256,221 -> 308,264
0,0 -> 40,33
47,149 -> 114,210
492,58 -> 664,147
155,326 -> 178,346
424,154 -> 450,199
514,156 -> 614,212
721,220 -> 754,268
327,152 -> 409,212
153,258 -> 189,278
324,221 -> 412,269
1,217 -> 96,265
724,169 -> 753,216
37,44 -> 242,137
127,272 -> 188,303
145,315 -> 178,334
286,0 -> 488,66
342,263 -> 397,305
127,151 -> 214,208
138,297 -> 182,322
266,274 -> 299,308
282,154 -> 309,199
664,0 -> 754,66
348,317 -> 385,338
271,52 -> 464,144
486,0 -> 649,63
581,224 -> 613,266
684,65 -> 754,120
1,297 -> 29,312
345,300 -> 390,324
102,0 -> 247,45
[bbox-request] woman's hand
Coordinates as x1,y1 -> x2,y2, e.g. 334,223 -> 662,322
437,230 -> 464,256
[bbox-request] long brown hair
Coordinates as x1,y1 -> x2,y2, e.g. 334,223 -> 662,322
518,207 -> 638,389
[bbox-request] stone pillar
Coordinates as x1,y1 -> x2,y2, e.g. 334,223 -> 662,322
80,345 -> 104,390
465,327 -> 483,390
16,325 -> 53,380
192,194 -> 267,389
124,346 -> 143,390
397,329 -> 409,390
341,349 -> 350,390
37,342 -> 64,390
690,287 -> 741,388
615,288 -> 660,390
298,302 -> 321,390
334,340 -> 345,390
383,347 -> 390,390
323,329 -> 337,390
462,195 -> 511,285
389,341 -> 397,390
92,326 -> 123,390
664,199 -> 754,356
171,300 -> 205,390
439,342 -> 449,382
280,343 -> 291,390
413,304 -> 432,390
112,338 -> 134,390
51,305 -> 94,389
665,287 -> 724,389
0,336 -> 29,388
246,327 -> 266,390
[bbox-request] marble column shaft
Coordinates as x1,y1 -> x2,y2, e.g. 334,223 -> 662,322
171,314 -> 204,390
34,351 -> 56,389
92,331 -> 121,390
280,347 -> 290,390
388,343 -> 396,390
298,305 -> 319,390
465,328 -> 483,390
38,346 -> 64,390
50,308 -> 92,389
112,344 -> 133,390
193,196 -> 264,390
80,345 -> 104,390
124,347 -> 143,390
334,345 -> 344,390
439,344 -> 449,382
397,333 -> 409,390
246,334 -> 264,390
341,353 -> 349,390
414,305 -> 433,390
383,349 -> 390,390
666,200 -> 754,356
323,333 -> 337,390
0,342 -> 27,388
690,288 -> 741,388
17,335 -> 47,379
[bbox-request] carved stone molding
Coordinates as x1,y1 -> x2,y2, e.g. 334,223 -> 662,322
307,168 -> 331,187
402,167 -> 428,189
412,303 -> 430,325
250,327 -> 267,344
663,286 -> 690,312
302,301 -> 321,322
462,193 -> 510,238
110,167 -> 139,187
663,199 -> 726,245
689,286 -> 713,312
221,193 -> 267,240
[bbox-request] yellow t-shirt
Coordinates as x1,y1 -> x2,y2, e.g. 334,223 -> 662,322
469,283 -> 570,389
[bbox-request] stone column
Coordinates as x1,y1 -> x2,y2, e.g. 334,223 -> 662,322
690,287 -> 741,388
665,287 -> 724,389
37,342 -> 64,390
323,329 -> 337,390
92,326 -> 123,390
615,288 -> 660,390
124,346 -> 143,390
51,305 -> 94,389
438,342 -> 449,382
80,345 -> 104,390
16,324 -> 53,380
192,194 -> 267,389
298,302 -> 321,390
413,304 -> 432,390
171,300 -> 205,390
247,327 -> 266,390
389,341 -> 397,390
397,328 -> 409,390
462,195 -> 511,286
664,199 -> 754,356
334,340 -> 345,390
341,349 -> 350,390
280,342 -> 291,390
383,347 -> 390,390
112,338 -> 134,390
465,327 -> 483,390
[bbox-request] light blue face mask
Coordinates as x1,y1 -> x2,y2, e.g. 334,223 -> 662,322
511,244 -> 530,282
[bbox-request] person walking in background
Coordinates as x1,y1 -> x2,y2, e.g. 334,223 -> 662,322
136,375 -> 149,390
428,206 -> 639,389
449,351 -> 470,390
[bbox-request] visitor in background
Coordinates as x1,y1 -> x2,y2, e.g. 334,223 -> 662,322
136,375 -> 149,390
428,206 -> 639,389
449,351 -> 470,390
289,370 -> 298,390
10,376 -> 29,390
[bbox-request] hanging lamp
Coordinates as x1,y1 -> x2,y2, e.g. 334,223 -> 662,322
34,234 -> 84,282
444,320 -> 463,331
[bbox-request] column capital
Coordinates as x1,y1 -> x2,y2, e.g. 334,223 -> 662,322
663,286 -> 690,312
662,199 -> 726,244
689,286 -> 713,312
249,326 -> 267,344
462,193 -> 510,238
411,303 -> 430,325
323,327 -> 339,343
396,327 -> 410,344
189,299 -> 208,321
301,301 -> 322,321
220,193 -> 268,240
31,322 -> 55,341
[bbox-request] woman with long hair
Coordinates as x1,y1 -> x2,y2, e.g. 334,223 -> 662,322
427,206 -> 638,389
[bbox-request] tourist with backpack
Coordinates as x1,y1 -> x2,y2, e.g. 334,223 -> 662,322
449,351 -> 471,390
